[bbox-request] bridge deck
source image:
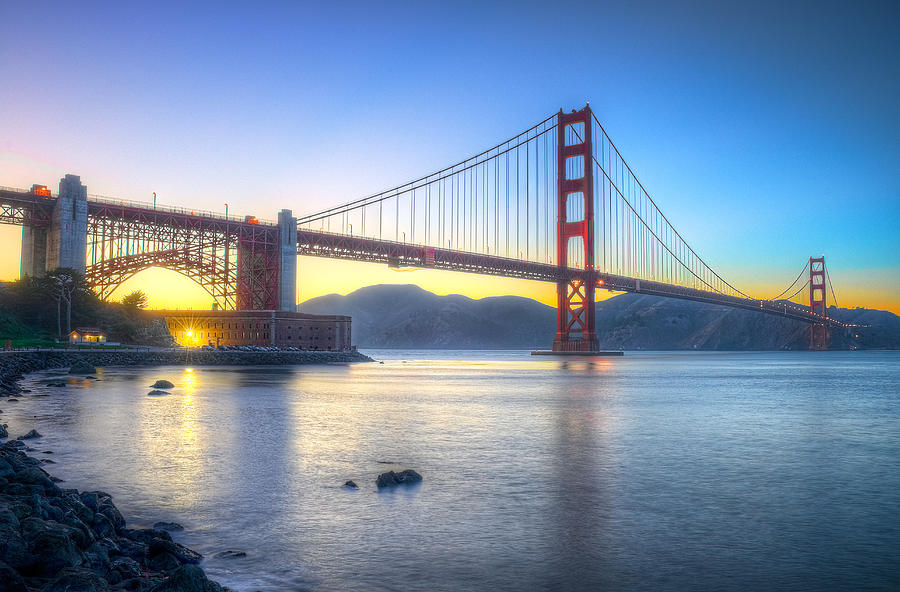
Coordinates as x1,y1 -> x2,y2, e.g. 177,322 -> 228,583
0,187 -> 839,327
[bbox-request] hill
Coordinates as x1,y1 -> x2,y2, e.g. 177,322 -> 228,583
298,284 -> 900,350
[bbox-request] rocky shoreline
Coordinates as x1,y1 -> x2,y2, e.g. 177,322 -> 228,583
0,349 -> 373,590
0,435 -> 225,592
0,349 -> 371,395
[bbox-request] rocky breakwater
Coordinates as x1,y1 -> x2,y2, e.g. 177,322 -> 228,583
0,438 -> 224,592
0,349 -> 372,395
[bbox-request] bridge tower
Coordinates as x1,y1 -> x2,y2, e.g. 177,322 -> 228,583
21,174 -> 87,277
809,256 -> 828,350
552,105 -> 599,352
277,208 -> 298,311
235,208 -> 297,311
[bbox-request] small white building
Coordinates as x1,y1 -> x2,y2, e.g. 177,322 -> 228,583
69,327 -> 106,344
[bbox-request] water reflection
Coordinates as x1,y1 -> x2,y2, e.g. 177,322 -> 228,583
135,367 -> 206,509
3,352 -> 898,592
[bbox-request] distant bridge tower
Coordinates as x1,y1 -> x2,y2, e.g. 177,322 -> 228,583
553,105 -> 599,352
809,256 -> 828,350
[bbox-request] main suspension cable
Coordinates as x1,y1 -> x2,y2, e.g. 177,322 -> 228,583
299,113 -> 558,225
771,261 -> 810,300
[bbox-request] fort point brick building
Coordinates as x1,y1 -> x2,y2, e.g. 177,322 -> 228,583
160,310 -> 352,351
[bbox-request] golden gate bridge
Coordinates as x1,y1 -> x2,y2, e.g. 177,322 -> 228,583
0,105 -> 844,350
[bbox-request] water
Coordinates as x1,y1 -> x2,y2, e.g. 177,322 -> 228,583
3,351 -> 899,591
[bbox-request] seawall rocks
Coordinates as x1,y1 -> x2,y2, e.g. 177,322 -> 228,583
0,349 -> 371,394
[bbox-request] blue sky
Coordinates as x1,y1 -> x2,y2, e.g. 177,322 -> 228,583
1,1 -> 898,309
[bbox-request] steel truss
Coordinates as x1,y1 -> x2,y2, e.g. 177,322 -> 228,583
85,202 -> 279,309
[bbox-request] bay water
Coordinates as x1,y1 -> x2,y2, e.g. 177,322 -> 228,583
3,350 -> 899,591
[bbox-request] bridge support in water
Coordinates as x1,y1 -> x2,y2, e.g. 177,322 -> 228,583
552,105 -> 600,352
809,256 -> 828,350
20,174 -> 87,277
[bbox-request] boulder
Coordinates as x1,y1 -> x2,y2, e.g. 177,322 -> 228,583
80,492 -> 99,512
113,537 -> 147,562
82,540 -> 111,572
109,556 -> 141,580
343,480 -> 358,489
0,424 -> 6,439
0,559 -> 27,592
0,524 -> 29,570
13,466 -> 59,496
147,390 -> 170,397
18,429 -> 41,440
42,567 -> 110,592
148,565 -> 224,592
122,528 -> 172,544
150,380 -> 174,389
19,516 -> 86,576
148,537 -> 202,565
148,551 -> 181,572
153,521 -> 184,532
97,498 -> 126,533
69,360 -> 97,375
376,469 -> 423,488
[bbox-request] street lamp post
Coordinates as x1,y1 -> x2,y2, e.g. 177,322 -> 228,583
224,203 -> 229,219
152,192 -> 156,209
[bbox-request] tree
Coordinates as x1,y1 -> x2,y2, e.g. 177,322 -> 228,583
42,269 -> 78,339
121,290 -> 148,309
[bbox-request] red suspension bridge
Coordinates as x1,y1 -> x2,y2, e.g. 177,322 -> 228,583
0,105 -> 844,350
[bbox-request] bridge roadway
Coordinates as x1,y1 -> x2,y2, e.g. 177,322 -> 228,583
298,229 -> 830,325
0,187 -> 834,327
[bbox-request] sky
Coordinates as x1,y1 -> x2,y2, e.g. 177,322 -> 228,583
1,0 -> 898,312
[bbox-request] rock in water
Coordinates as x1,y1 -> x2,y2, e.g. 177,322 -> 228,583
343,480 -> 359,489
153,522 -> 184,532
213,550 -> 247,559
150,380 -> 174,389
18,429 -> 41,440
375,469 -> 423,488
147,390 -> 170,397
0,424 -> 7,439
68,360 -> 97,375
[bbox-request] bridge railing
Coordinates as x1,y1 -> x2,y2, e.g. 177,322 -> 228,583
87,194 -> 276,226
0,185 -> 275,226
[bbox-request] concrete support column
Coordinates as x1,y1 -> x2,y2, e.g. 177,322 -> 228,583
46,174 -> 88,273
277,208 -> 298,312
20,224 -> 48,278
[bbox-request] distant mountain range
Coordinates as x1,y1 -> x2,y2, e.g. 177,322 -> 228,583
297,284 -> 900,350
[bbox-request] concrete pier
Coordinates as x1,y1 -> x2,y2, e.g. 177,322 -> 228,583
278,208 -> 298,311
20,224 -> 48,278
20,174 -> 88,277
47,174 -> 88,272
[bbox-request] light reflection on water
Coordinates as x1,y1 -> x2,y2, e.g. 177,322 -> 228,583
4,351 -> 900,591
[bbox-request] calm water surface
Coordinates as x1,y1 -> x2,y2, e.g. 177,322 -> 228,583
4,350 -> 899,591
